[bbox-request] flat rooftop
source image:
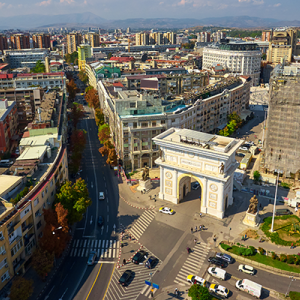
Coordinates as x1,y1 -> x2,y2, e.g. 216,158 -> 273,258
16,145 -> 48,161
0,175 -> 23,197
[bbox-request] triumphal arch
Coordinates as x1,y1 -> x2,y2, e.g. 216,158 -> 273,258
153,128 -> 243,219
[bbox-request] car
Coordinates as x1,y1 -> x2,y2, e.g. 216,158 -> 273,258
119,270 -> 134,286
132,250 -> 147,264
15,148 -> 20,155
233,186 -> 237,191
191,182 -> 200,190
239,146 -> 249,151
276,209 -> 292,216
159,207 -> 174,215
236,152 -> 245,157
187,275 -> 206,286
209,284 -> 230,298
238,264 -> 255,275
99,192 -> 105,200
245,141 -> 255,146
208,257 -> 228,268
97,216 -> 104,227
145,256 -> 158,269
216,253 -> 233,264
87,251 -> 97,265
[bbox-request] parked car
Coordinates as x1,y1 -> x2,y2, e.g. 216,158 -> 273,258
208,267 -> 226,280
187,275 -> 206,286
276,209 -> 292,216
159,207 -> 174,215
191,182 -> 200,190
119,270 -> 134,286
87,251 -> 97,265
145,256 -> 158,269
209,284 -> 230,298
208,257 -> 228,268
97,216 -> 104,227
238,264 -> 255,275
99,192 -> 105,200
239,146 -> 250,151
216,253 -> 233,264
132,250 -> 147,264
236,152 -> 245,157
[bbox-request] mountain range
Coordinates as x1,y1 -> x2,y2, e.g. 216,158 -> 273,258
0,12 -> 299,30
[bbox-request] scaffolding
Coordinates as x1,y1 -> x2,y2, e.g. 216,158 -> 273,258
263,64 -> 300,176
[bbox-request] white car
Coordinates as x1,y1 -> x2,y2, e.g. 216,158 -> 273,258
159,207 -> 174,215
99,192 -> 105,200
209,284 -> 230,298
187,275 -> 206,286
239,146 -> 249,151
238,264 -> 255,275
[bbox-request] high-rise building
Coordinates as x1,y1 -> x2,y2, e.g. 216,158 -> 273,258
262,30 -> 273,42
85,32 -> 100,47
126,27 -> 131,34
32,33 -> 51,49
77,44 -> 92,70
198,32 -> 211,43
135,32 -> 149,46
263,64 -> 300,177
66,33 -> 82,54
0,35 -> 8,53
10,34 -> 30,50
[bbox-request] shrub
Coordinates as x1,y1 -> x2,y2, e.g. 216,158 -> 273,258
238,246 -> 256,256
287,255 -> 295,264
290,291 -> 300,300
236,242 -> 240,246
280,254 -> 287,262
253,171 -> 261,182
271,252 -> 278,260
295,258 -> 300,265
258,247 -> 265,255
221,243 -> 231,251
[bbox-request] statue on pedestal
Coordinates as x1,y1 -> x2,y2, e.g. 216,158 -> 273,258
248,195 -> 259,214
142,166 -> 150,181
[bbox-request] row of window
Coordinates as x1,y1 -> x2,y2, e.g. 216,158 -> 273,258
11,240 -> 23,258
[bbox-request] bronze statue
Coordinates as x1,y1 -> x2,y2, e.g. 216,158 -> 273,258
142,166 -> 150,181
248,195 -> 259,214
219,162 -> 225,174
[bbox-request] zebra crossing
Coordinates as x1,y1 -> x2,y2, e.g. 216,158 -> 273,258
104,247 -> 161,300
129,210 -> 156,240
69,238 -> 119,259
174,242 -> 210,286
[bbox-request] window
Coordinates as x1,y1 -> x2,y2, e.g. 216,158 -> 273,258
123,123 -> 128,127
0,232 -> 3,240
1,271 -> 9,282
45,187 -> 48,194
37,221 -> 42,230
0,258 -> 7,270
133,122 -> 137,128
35,210 -> 40,218
130,103 -> 136,108
141,123 -> 148,128
34,198 -> 39,207
0,245 -> 5,255
161,120 -> 165,124
11,240 -> 23,257
152,121 -> 156,127
171,119 -> 175,123
42,191 -> 44,198
50,179 -> 53,187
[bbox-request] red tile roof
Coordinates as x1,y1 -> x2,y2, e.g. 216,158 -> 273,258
113,82 -> 124,87
110,57 -> 135,62
0,63 -> 9,70
0,74 -> 13,79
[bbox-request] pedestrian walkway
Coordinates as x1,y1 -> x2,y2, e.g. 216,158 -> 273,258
104,246 -> 161,300
69,238 -> 119,259
140,285 -> 158,298
129,210 -> 157,240
174,242 -> 210,286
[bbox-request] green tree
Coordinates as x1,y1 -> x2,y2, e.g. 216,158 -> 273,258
85,85 -> 93,93
55,179 -> 91,224
227,120 -> 237,135
253,170 -> 261,182
107,52 -> 113,59
70,102 -> 85,129
79,70 -> 88,85
228,112 -> 242,126
98,124 -> 110,143
32,248 -> 54,280
95,108 -> 105,127
31,60 -> 45,73
65,51 -> 78,65
188,284 -> 212,300
10,277 -> 33,300
262,53 -> 266,60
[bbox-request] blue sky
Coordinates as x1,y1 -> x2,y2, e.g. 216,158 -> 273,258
0,0 -> 298,20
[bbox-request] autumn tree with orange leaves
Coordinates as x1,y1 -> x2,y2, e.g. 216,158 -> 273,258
66,79 -> 78,102
10,277 -> 33,300
70,102 -> 85,129
69,129 -> 86,174
85,88 -> 99,108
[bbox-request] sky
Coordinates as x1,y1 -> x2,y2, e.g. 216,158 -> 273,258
0,0 -> 299,20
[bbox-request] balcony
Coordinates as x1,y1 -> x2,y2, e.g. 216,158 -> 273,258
9,235 -> 22,246
22,223 -> 33,235
24,233 -> 34,247
14,259 -> 25,274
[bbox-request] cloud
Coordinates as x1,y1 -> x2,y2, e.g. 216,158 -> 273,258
238,0 -> 250,2
83,0 -> 87,3
0,2 -> 5,9
37,0 -> 51,6
159,1 -> 164,4
274,2 -> 281,6
60,0 -> 75,3
178,0 -> 187,5
238,0 -> 263,4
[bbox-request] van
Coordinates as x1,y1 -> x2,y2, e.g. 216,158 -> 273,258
208,267 -> 226,280
236,279 -> 262,298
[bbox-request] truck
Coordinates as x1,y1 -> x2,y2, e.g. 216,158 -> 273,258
236,279 -> 262,298
286,191 -> 300,208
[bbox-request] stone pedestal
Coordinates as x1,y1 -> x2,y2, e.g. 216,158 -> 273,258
137,179 -> 153,191
243,209 -> 260,227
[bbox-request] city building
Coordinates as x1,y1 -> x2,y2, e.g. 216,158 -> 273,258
77,44 -> 92,70
66,33 -> 82,54
4,48 -> 50,69
263,64 -> 300,178
203,41 -> 261,86
10,34 -> 30,50
153,127 -> 243,218
0,99 -> 18,153
267,28 -> 298,63
85,32 -> 100,48
262,30 -> 273,42
0,35 -> 8,53
197,32 -> 211,43
32,34 -> 51,49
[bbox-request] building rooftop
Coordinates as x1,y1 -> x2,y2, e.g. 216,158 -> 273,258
0,175 -> 23,197
16,145 -> 48,161
0,99 -> 15,121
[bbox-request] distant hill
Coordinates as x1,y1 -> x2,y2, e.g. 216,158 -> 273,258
0,13 -> 299,30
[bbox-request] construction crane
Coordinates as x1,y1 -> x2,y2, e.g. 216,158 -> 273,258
128,38 -> 131,53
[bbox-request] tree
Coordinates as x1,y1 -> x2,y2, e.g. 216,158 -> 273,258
79,70 -> 88,85
31,60 -> 45,73
107,52 -> 113,59
262,53 -> 266,60
65,51 -> 78,65
99,140 -> 113,157
85,88 -> 99,108
55,179 -> 91,224
32,247 -> 54,280
188,284 -> 212,300
85,85 -> 93,93
70,102 -> 85,129
253,170 -> 261,182
107,147 -> 118,166
95,108 -> 105,127
67,79 -> 78,102
10,277 -> 33,300
98,124 -> 110,143
55,203 -> 69,233
227,120 -> 237,135
69,129 -> 86,174
228,112 -> 242,127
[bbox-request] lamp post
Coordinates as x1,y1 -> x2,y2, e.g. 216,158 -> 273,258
52,226 -> 63,234
270,171 -> 280,233
285,277 -> 295,297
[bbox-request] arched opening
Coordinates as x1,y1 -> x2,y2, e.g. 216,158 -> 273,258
177,174 -> 203,205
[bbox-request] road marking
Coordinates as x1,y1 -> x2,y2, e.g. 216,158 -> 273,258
74,249 -> 77,257
68,265 -> 88,300
70,262 -> 75,270
87,240 -> 90,247
105,182 -> 106,187
103,176 -> 106,181
96,261 -> 115,264
102,240 -> 105,248
102,264 -> 115,300
91,240 -> 94,247
44,285 -> 55,300
98,240 -> 101,247
107,205 -> 109,212
106,225 -> 109,233
86,248 -> 89,257
59,288 -> 68,300
81,249 -> 85,257
107,215 -> 109,222
101,227 -> 104,235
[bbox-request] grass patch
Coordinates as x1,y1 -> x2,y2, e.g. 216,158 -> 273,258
290,291 -> 300,300
222,244 -> 300,273
261,216 -> 300,245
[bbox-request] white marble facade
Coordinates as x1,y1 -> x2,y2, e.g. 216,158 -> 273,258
153,128 -> 243,219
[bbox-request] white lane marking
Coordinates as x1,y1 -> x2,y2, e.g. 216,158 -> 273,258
67,265 -> 88,300
107,215 -> 109,222
106,225 -> 109,233
59,288 -> 68,299
107,205 -> 109,212
101,227 -> 104,235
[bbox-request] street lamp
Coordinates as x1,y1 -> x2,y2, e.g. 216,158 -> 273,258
285,277 -> 295,297
270,171 -> 279,233
52,226 -> 63,234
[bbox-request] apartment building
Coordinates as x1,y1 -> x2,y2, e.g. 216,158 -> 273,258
66,33 -> 82,54
0,91 -> 68,290
0,35 -> 8,53
197,32 -> 211,43
0,99 -> 18,153
32,34 -> 51,49
262,30 -> 273,42
77,44 -> 92,71
10,34 -> 30,50
97,76 -> 250,171
85,32 -> 100,47
4,48 -> 50,69
203,41 -> 261,86
136,32 -> 176,46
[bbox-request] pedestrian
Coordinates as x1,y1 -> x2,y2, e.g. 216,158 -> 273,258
259,203 -> 262,209
245,234 -> 247,240
291,243 -> 294,249
194,238 -> 197,245
199,225 -> 202,231
200,213 -> 202,218
195,226 -> 197,232
129,235 -> 131,241
191,227 -> 193,234
123,259 -> 126,265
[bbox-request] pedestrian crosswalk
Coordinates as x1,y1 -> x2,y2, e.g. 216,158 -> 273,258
104,247 -> 161,300
174,242 -> 210,286
129,210 -> 156,240
69,239 -> 119,259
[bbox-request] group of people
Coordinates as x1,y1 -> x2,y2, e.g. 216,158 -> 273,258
191,225 -> 205,233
